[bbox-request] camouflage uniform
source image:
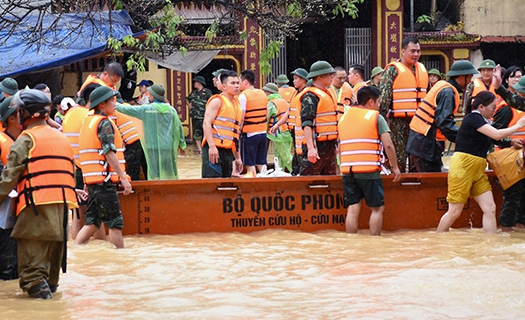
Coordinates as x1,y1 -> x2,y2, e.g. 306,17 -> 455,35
187,88 -> 212,140
379,66 -> 410,173
300,92 -> 338,175
84,119 -> 124,230
496,86 -> 525,111
492,88 -> 525,228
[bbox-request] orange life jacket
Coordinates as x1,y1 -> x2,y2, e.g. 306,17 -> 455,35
339,107 -> 382,174
0,131 -> 14,166
242,89 -> 268,133
290,89 -> 306,155
410,81 -> 459,141
62,105 -> 90,168
278,87 -> 296,103
108,111 -> 140,145
202,94 -> 242,151
287,90 -> 298,130
352,82 -> 367,102
79,114 -> 126,184
505,107 -> 525,140
300,86 -> 338,143
15,125 -> 77,215
79,74 -> 116,93
329,82 -> 353,106
268,97 -> 289,134
470,78 -> 507,110
387,61 -> 428,117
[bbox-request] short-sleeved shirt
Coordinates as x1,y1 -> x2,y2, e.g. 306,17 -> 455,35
97,118 -> 117,155
351,114 -> 390,180
455,111 -> 492,158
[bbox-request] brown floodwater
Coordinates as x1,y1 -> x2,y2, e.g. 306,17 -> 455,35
2,147 -> 525,319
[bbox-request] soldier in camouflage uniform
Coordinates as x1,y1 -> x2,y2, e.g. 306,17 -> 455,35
187,76 -> 212,154
300,61 -> 338,176
379,37 -> 428,173
493,68 -> 525,231
75,86 -> 132,249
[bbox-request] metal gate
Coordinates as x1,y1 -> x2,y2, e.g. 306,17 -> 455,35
265,31 -> 287,84
345,28 -> 372,79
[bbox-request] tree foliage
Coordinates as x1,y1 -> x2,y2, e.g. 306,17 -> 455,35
0,0 -> 364,74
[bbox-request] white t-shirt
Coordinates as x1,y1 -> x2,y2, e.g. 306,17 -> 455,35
239,92 -> 267,138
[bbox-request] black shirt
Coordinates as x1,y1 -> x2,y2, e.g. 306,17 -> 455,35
455,112 -> 493,158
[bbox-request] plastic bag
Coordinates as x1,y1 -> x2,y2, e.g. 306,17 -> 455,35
486,148 -> 525,190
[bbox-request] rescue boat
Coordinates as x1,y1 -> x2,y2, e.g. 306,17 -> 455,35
120,172 -> 503,235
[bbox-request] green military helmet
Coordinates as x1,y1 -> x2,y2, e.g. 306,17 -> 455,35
0,78 -> 18,96
428,69 -> 442,77
276,74 -> 289,84
193,76 -> 207,86
370,66 -> 384,79
306,79 -> 313,86
148,84 -> 165,101
478,59 -> 496,70
0,96 -> 15,125
291,68 -> 308,80
513,77 -> 525,94
89,86 -> 118,110
446,60 -> 479,77
262,83 -> 279,94
212,68 -> 228,78
307,61 -> 336,79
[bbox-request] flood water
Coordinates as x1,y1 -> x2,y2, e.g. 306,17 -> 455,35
2,145 -> 525,319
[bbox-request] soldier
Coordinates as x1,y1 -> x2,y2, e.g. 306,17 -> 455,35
187,76 -> 212,154
263,83 -> 292,172
300,61 -> 338,176
406,60 -> 479,172
276,74 -> 296,103
0,89 -> 78,299
62,84 -> 107,241
339,86 -> 401,235
463,59 -> 502,114
117,85 -> 186,180
0,96 -> 19,281
379,36 -> 429,172
427,68 -> 443,90
0,78 -> 19,98
76,86 -> 132,248
288,68 -> 307,175
367,66 -> 384,88
492,66 -> 525,231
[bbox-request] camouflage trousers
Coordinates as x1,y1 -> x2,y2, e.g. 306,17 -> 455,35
300,140 -> 338,176
500,178 -> 525,227
387,117 -> 411,173
191,117 -> 204,141
85,182 -> 124,230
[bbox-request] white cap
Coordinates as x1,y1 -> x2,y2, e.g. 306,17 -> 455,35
60,97 -> 76,110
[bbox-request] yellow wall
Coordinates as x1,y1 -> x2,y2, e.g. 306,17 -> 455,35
461,0 -> 525,36
60,60 -> 168,98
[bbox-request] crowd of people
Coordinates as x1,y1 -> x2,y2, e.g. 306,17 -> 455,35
1,35 -> 525,299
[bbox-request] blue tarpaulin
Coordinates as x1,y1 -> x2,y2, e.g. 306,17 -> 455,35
0,11 -> 134,78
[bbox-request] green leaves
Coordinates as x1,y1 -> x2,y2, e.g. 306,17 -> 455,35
259,40 -> 283,76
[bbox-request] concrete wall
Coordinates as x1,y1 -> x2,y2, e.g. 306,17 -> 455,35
461,0 -> 525,36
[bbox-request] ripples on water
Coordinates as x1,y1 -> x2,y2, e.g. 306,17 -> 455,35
3,149 -> 525,319
2,229 -> 525,320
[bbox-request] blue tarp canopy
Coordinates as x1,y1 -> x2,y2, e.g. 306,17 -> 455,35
0,11 -> 134,78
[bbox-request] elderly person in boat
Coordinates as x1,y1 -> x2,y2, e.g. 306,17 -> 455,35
437,91 -> 525,233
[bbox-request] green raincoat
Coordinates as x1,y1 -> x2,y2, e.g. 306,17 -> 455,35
266,94 -> 293,172
116,102 -> 186,180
